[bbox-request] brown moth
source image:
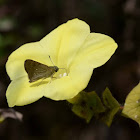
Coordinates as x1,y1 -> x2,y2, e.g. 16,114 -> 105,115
24,59 -> 59,83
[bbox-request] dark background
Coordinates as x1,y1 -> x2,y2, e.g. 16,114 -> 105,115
0,0 -> 140,140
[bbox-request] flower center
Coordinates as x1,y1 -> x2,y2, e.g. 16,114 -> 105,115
53,68 -> 68,80
59,72 -> 67,78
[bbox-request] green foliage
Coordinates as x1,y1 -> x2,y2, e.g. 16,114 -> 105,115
99,88 -> 120,127
71,91 -> 105,123
122,83 -> 140,125
0,116 -> 5,123
69,88 -> 120,126
70,84 -> 140,126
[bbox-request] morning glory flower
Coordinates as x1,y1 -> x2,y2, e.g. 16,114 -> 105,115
6,18 -> 117,107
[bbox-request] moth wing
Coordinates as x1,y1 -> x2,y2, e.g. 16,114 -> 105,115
24,59 -> 54,82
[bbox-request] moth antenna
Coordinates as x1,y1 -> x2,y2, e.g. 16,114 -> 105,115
48,55 -> 68,75
48,55 -> 55,66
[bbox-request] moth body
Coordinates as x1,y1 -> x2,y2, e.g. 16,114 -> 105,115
24,59 -> 59,83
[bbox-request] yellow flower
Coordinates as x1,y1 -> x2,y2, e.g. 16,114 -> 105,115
6,19 -> 117,107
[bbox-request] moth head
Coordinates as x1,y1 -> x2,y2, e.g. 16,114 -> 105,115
54,66 -> 59,72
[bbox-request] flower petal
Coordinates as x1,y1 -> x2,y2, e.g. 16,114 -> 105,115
6,19 -> 118,107
6,42 -> 52,81
40,19 -> 90,68
57,19 -> 90,68
69,33 -> 118,69
39,22 -> 66,66
43,33 -> 117,101
7,19 -> 90,81
43,64 -> 93,100
6,77 -> 45,107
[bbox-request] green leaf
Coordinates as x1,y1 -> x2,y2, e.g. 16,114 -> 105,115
100,88 -> 120,127
0,116 -> 5,123
70,91 -> 105,123
72,104 -> 93,123
122,83 -> 140,125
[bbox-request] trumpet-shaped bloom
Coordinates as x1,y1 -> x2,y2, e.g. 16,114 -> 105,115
6,19 -> 117,107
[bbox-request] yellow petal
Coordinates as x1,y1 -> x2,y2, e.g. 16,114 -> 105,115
56,19 -> 90,68
43,64 -> 93,100
39,22 -> 66,66
6,19 -> 118,107
7,19 -> 90,81
7,64 -> 93,106
69,33 -> 117,69
40,18 -> 90,68
43,33 -> 117,101
6,42 -> 52,81
6,76 -> 45,107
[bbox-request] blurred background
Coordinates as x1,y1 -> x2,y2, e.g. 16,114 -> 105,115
0,0 -> 140,139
